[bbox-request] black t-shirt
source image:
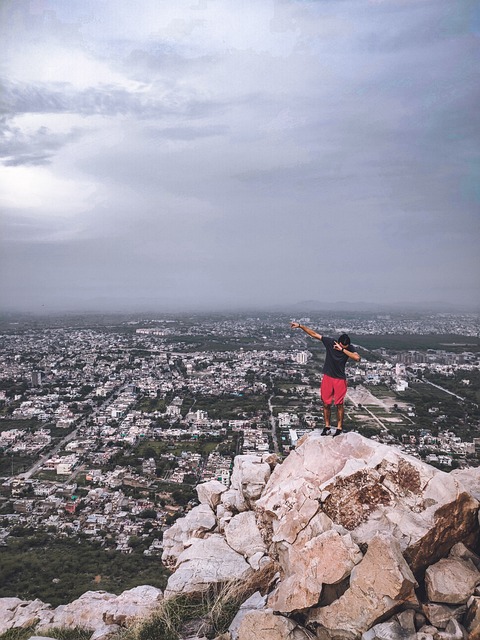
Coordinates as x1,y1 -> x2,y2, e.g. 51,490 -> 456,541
321,336 -> 356,380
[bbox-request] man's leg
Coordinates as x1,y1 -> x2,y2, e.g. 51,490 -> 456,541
332,379 -> 347,436
336,404 -> 344,430
320,375 -> 334,434
323,403 -> 332,428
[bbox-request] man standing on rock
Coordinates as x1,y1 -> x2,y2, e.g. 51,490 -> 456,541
291,322 -> 361,436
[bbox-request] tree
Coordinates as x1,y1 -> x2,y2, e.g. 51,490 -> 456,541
139,509 -> 157,519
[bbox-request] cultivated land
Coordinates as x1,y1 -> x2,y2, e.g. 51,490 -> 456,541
0,310 -> 479,603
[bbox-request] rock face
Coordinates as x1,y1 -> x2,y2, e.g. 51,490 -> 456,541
256,432 -> 479,579
451,467 -> 480,502
308,534 -> 418,636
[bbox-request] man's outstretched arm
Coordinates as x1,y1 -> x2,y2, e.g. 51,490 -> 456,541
334,341 -> 361,362
291,322 -> 322,341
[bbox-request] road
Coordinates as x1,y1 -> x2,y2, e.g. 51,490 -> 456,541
268,392 -> 280,455
420,378 -> 466,402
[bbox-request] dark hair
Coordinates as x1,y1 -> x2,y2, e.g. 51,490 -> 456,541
338,333 -> 351,346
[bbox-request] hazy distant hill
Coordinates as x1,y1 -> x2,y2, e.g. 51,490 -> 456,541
288,299 -> 479,313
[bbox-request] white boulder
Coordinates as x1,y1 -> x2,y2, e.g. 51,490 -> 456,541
425,557 -> 480,604
268,528 -> 362,612
224,511 -> 267,560
230,455 -> 271,507
237,609 -> 312,640
229,591 -> 267,640
196,480 -> 228,510
164,534 -> 253,597
162,503 -> 216,566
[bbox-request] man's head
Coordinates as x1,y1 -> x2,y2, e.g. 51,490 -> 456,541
338,333 -> 351,347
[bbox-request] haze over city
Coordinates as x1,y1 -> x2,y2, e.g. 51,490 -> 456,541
1,0 -> 479,313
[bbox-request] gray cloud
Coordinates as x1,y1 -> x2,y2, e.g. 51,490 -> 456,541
0,118 -> 83,166
0,0 -> 479,312
0,80 -> 218,118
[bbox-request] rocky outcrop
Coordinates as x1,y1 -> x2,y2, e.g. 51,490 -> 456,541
162,455 -> 275,597
2,433 -> 479,640
165,433 -> 480,639
256,432 -> 479,578
196,433 -> 479,640
0,586 -> 163,637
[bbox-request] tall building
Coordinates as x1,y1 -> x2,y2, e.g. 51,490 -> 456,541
295,351 -> 308,365
31,371 -> 42,386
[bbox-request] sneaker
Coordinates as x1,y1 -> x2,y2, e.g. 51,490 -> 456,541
320,427 -> 331,436
332,428 -> 343,438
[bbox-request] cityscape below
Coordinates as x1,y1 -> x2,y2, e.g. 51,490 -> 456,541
0,310 -> 479,604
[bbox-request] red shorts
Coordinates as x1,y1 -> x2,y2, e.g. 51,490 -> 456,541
320,374 -> 347,406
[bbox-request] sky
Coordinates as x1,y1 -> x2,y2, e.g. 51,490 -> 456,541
1,0 -> 479,313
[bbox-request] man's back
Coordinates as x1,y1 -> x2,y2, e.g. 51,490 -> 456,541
321,336 -> 356,379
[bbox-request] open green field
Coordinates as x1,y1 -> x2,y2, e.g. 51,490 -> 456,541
34,470 -> 60,481
183,393 -> 269,419
0,535 -> 170,606
0,419 -> 40,433
0,454 -> 36,478
136,397 -> 167,413
137,438 -> 220,458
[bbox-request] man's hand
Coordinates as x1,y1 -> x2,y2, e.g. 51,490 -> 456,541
291,322 -> 300,329
334,341 -> 344,351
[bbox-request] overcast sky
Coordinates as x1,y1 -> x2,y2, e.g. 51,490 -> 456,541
1,0 -> 479,313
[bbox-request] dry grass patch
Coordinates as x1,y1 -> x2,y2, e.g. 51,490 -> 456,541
116,561 -> 278,640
